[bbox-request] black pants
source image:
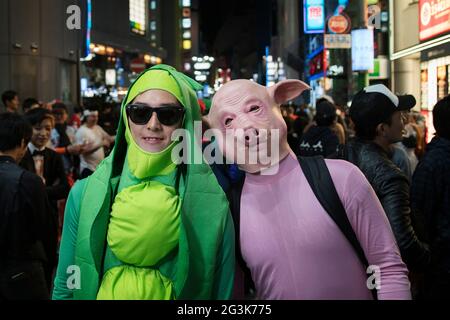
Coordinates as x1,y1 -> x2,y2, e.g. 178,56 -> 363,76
0,260 -> 49,300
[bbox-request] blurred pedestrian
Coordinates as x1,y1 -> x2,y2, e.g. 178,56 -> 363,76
75,109 -> 115,178
0,112 -> 57,300
51,103 -> 83,179
411,95 -> 450,299
1,90 -> 20,113
19,108 -> 70,211
69,106 -> 82,130
298,99 -> 342,158
98,103 -> 119,137
22,98 -> 40,114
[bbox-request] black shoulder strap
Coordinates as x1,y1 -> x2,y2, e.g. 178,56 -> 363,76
298,156 -> 377,299
227,173 -> 256,293
230,157 -> 376,299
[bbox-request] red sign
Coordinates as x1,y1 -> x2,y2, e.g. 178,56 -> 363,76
309,51 -> 325,77
130,58 -> 146,73
328,14 -> 350,34
419,0 -> 450,41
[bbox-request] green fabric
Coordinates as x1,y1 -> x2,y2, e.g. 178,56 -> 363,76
107,180 -> 181,266
52,64 -> 235,300
96,266 -> 175,300
126,139 -> 178,179
123,69 -> 184,108
98,68 -> 185,299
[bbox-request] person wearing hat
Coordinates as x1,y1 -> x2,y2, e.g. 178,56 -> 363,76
345,84 -> 430,274
298,98 -> 342,158
52,64 -> 235,300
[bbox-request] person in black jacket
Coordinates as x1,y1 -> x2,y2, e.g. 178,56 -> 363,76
345,84 -> 430,273
411,96 -> 450,299
19,108 -> 70,211
298,99 -> 341,158
0,112 -> 58,300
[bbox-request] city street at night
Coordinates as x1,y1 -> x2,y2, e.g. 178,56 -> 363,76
0,0 -> 450,307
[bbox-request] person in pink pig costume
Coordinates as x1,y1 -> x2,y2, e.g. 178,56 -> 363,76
207,79 -> 412,300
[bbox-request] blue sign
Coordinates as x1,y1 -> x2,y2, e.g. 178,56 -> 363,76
304,0 -> 325,34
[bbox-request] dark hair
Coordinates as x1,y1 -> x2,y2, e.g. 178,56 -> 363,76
0,112 -> 32,151
24,107 -> 54,127
52,102 -> 68,113
73,106 -> 83,114
354,116 -> 393,140
315,116 -> 335,127
433,95 -> 450,140
23,98 -> 39,113
2,90 -> 18,106
314,99 -> 337,127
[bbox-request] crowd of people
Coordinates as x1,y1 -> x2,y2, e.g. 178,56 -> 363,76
0,66 -> 449,300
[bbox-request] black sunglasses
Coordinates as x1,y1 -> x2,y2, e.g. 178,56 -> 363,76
126,103 -> 185,126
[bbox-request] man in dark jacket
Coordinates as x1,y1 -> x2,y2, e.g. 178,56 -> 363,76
411,96 -> 450,299
298,99 -> 341,157
0,113 -> 58,300
345,84 -> 430,272
19,108 -> 70,210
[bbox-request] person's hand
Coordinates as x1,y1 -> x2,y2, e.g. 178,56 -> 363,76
103,139 -> 111,147
67,144 -> 82,155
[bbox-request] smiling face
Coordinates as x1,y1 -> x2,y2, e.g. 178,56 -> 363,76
31,118 -> 53,149
209,80 -> 309,173
128,89 -> 183,153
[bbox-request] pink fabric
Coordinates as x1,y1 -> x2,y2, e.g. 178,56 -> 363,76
240,154 -> 411,300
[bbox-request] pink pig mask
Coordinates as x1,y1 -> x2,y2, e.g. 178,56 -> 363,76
209,79 -> 310,174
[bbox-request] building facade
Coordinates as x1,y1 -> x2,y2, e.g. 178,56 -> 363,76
391,0 -> 450,139
0,0 -> 83,107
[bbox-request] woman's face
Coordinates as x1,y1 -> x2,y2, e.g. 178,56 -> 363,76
128,89 -> 183,153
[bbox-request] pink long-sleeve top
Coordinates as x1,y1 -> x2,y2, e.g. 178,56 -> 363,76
240,154 -> 411,300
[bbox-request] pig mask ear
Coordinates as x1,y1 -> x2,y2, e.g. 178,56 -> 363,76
268,80 -> 310,105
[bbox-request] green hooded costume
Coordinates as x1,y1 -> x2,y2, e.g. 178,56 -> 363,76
52,65 -> 235,300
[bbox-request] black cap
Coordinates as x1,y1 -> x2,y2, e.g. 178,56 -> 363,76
350,84 -> 416,129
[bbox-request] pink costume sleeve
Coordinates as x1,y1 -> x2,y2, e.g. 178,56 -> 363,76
329,160 -> 412,300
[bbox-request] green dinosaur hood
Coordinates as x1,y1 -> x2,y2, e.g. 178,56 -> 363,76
73,64 -> 233,299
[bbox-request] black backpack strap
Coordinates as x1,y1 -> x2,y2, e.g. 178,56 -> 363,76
298,156 -> 377,299
226,173 -> 256,293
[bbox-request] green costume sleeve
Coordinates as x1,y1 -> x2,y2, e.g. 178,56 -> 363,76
52,179 -> 86,300
212,209 -> 236,299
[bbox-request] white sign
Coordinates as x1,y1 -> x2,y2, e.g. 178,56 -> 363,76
324,34 -> 351,49
194,62 -> 211,70
352,29 -> 374,71
105,69 -> 116,86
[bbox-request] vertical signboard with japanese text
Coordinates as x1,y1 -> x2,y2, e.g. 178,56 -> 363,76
304,0 -> 325,34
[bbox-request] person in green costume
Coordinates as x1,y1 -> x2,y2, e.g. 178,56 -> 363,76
52,64 -> 235,300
